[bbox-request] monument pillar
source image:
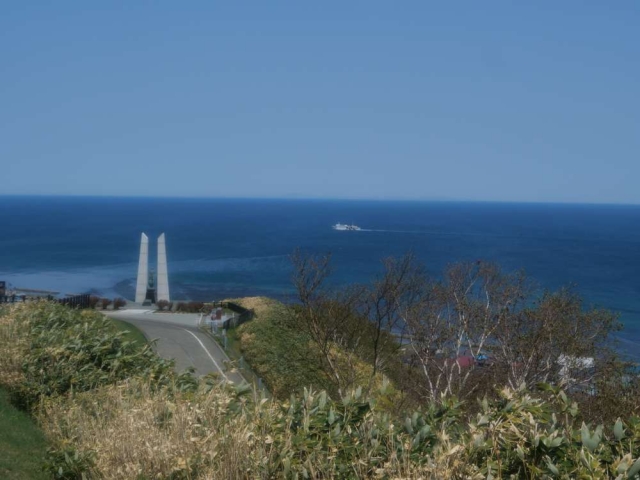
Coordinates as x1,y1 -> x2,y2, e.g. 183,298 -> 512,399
135,232 -> 170,304
157,233 -> 170,302
134,233 -> 149,303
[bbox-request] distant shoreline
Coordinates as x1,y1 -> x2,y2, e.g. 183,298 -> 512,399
11,287 -> 60,295
1,194 -> 640,208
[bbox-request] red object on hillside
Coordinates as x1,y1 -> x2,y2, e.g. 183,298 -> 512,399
456,356 -> 475,368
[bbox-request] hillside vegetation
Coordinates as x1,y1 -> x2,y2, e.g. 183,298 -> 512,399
232,297 -> 333,398
3,301 -> 640,478
232,297 -> 400,404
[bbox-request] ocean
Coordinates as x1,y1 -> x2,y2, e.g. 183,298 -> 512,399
1,196 -> 639,358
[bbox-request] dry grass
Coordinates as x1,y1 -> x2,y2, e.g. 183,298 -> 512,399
225,296 -> 279,321
0,305 -> 28,390
37,380 -> 271,479
35,379 -> 460,479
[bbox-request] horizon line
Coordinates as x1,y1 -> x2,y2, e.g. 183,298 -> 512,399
0,193 -> 639,208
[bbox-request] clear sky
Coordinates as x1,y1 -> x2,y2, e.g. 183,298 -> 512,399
1,2 -> 639,203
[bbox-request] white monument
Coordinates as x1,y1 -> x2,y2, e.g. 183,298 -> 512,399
134,233 -> 149,304
157,233 -> 170,302
135,233 -> 170,304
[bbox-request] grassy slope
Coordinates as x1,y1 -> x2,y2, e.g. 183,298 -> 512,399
234,298 -> 333,399
232,297 -> 408,412
0,314 -> 149,480
0,388 -> 48,480
109,318 -> 148,346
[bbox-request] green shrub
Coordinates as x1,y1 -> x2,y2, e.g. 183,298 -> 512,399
237,303 -> 333,399
263,383 -> 640,479
12,303 -> 178,409
44,445 -> 96,480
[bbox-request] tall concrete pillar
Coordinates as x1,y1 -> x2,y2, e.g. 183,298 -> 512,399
157,233 -> 170,302
135,233 -> 149,304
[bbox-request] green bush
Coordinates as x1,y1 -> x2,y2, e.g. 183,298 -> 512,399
44,445 -> 96,480
262,383 -> 640,479
237,303 -> 333,399
12,302 -> 178,408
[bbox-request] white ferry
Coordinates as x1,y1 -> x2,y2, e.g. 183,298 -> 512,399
333,223 -> 361,231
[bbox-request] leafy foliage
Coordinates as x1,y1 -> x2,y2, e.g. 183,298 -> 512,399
44,444 -> 97,480
11,302 -> 177,409
237,302 -> 333,399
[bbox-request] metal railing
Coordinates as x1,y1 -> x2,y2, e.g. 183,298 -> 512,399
210,301 -> 254,329
0,293 -> 92,308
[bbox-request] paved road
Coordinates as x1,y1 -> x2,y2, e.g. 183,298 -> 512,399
105,310 -> 244,384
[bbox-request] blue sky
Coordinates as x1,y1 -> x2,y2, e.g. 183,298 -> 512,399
1,2 -> 639,203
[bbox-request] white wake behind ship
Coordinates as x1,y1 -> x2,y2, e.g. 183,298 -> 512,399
332,223 -> 361,231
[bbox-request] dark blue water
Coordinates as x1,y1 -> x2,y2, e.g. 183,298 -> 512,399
1,196 -> 639,356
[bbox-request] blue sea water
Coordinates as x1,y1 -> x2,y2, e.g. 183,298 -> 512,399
1,196 -> 639,358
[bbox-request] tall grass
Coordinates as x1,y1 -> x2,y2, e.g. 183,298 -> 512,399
36,378 -> 463,479
38,380 -> 267,479
0,305 -> 27,391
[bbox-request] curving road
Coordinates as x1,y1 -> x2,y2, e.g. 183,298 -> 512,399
105,309 -> 244,384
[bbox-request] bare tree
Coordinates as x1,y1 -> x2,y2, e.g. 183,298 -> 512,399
291,251 -> 622,410
405,262 -> 621,403
290,250 -> 365,395
291,251 -> 431,396
404,262 -> 526,402
358,253 -> 424,382
491,288 -> 620,390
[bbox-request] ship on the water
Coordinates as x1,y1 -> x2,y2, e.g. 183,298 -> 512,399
333,223 -> 361,231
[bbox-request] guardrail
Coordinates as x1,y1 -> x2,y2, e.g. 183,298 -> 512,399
57,294 -> 92,309
0,293 -> 92,308
0,294 -> 27,304
210,301 -> 254,329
